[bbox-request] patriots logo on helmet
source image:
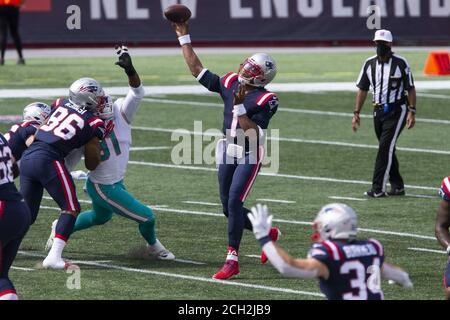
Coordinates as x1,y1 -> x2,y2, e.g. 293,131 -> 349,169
79,85 -> 99,93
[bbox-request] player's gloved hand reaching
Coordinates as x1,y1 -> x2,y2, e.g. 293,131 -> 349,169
248,204 -> 273,240
115,45 -> 137,77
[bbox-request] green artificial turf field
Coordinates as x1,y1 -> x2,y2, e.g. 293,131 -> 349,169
0,49 -> 449,300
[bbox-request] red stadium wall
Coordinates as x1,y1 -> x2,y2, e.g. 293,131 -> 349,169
14,0 -> 450,47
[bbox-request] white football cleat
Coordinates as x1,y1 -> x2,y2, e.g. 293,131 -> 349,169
42,256 -> 70,270
147,239 -> 175,260
45,219 -> 58,252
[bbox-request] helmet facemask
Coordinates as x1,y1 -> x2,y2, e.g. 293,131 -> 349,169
238,58 -> 266,87
94,95 -> 114,121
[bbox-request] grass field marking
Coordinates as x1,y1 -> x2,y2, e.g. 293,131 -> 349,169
172,259 -> 207,266
417,93 -> 450,100
11,266 -> 35,272
245,255 -> 261,259
256,199 -> 296,204
130,146 -> 171,151
132,126 -> 450,156
126,160 -> 438,192
143,97 -> 450,125
405,194 -> 440,199
183,201 -> 221,206
329,196 -> 368,202
17,251 -> 324,298
407,247 -> 446,254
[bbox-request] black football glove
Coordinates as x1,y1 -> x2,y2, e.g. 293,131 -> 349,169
115,45 -> 137,77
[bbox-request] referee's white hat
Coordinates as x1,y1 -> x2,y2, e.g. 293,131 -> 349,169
373,29 -> 393,43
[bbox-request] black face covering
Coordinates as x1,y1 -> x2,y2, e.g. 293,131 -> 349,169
376,42 -> 391,58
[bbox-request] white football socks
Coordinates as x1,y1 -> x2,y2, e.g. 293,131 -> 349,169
47,237 -> 66,261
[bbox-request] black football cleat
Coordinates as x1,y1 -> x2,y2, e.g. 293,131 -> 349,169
364,190 -> 387,198
387,188 -> 405,196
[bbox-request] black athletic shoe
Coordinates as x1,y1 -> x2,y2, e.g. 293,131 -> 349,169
387,188 -> 405,196
364,190 -> 387,198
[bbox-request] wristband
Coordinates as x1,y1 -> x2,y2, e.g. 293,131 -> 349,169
447,245 -> 450,256
233,104 -> 247,117
258,235 -> 272,247
178,34 -> 191,46
407,106 -> 416,115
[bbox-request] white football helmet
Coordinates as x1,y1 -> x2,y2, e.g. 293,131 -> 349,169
23,102 -> 52,125
93,95 -> 114,120
69,78 -> 106,112
238,53 -> 277,87
312,203 -> 358,241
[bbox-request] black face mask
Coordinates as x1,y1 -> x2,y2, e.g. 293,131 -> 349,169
376,42 -> 391,58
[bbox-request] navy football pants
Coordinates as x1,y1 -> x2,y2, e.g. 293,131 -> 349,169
20,158 -> 81,224
0,200 -> 30,297
444,257 -> 450,289
218,146 -> 263,250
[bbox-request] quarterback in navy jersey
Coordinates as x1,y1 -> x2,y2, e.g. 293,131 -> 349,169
249,203 -> 413,300
172,22 -> 280,280
435,176 -> 450,300
0,133 -> 31,300
4,102 -> 51,161
20,78 -> 112,269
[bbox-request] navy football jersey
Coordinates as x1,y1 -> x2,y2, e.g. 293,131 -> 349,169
439,176 -> 450,201
0,134 -> 22,201
198,70 -> 279,136
309,239 -> 385,300
22,99 -> 106,160
4,120 -> 39,160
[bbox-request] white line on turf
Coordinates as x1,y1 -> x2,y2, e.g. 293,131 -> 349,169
38,204 -> 435,241
126,160 -> 438,192
407,247 -> 446,254
173,259 -> 206,265
245,255 -> 261,259
142,97 -> 450,125
11,266 -> 35,271
329,196 -> 367,202
130,146 -> 171,151
183,201 -> 221,206
132,126 -> 450,156
405,194 -> 439,199
17,251 -> 324,298
256,199 -> 296,204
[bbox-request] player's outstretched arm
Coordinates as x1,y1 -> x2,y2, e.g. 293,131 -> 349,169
381,262 -> 413,289
248,204 -> 328,279
435,200 -> 450,253
84,137 -> 101,171
115,46 -> 145,124
172,22 -> 204,77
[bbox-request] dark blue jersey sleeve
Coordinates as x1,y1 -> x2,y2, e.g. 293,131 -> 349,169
19,124 -> 38,141
198,69 -> 222,94
87,117 -> 107,140
308,243 -> 332,268
248,94 -> 279,129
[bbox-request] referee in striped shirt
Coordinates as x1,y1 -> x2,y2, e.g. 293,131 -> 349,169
352,29 -> 416,198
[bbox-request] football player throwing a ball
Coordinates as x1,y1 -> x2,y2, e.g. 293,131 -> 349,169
171,21 -> 280,280
249,203 -> 413,300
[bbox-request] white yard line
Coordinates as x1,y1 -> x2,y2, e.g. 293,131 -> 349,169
2,81 -> 450,99
130,146 -> 171,151
405,194 -> 439,199
17,251 -> 323,298
256,199 -> 296,204
39,204 -> 436,241
142,97 -> 450,125
126,160 -> 438,192
11,266 -> 35,271
417,93 -> 450,100
408,247 -> 446,254
173,259 -> 206,266
183,201 -> 221,206
132,126 -> 450,156
329,196 -> 367,202
245,255 -> 261,259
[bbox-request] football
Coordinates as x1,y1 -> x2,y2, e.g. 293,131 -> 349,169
164,4 -> 192,23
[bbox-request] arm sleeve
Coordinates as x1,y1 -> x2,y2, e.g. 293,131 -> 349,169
356,61 -> 371,91
197,69 -> 222,94
20,125 -> 37,140
401,60 -> 415,90
382,264 -> 413,288
262,242 -> 319,279
120,85 -> 145,125
250,95 -> 279,130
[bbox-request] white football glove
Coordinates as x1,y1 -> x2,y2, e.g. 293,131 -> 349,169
71,170 -> 88,180
248,203 -> 272,240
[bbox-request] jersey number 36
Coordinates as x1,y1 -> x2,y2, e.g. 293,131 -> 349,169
41,107 -> 85,140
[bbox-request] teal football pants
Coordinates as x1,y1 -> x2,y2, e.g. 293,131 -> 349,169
72,179 -> 156,246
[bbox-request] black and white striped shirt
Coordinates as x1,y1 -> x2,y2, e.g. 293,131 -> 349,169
356,53 -> 415,105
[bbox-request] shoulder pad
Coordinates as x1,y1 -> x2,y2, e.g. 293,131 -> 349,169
256,92 -> 278,108
367,238 -> 384,256
221,72 -> 239,89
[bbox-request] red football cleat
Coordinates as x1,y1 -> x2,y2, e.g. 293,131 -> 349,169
212,260 -> 240,280
260,227 -> 281,264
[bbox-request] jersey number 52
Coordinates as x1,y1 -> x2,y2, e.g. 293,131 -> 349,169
41,107 -> 85,140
